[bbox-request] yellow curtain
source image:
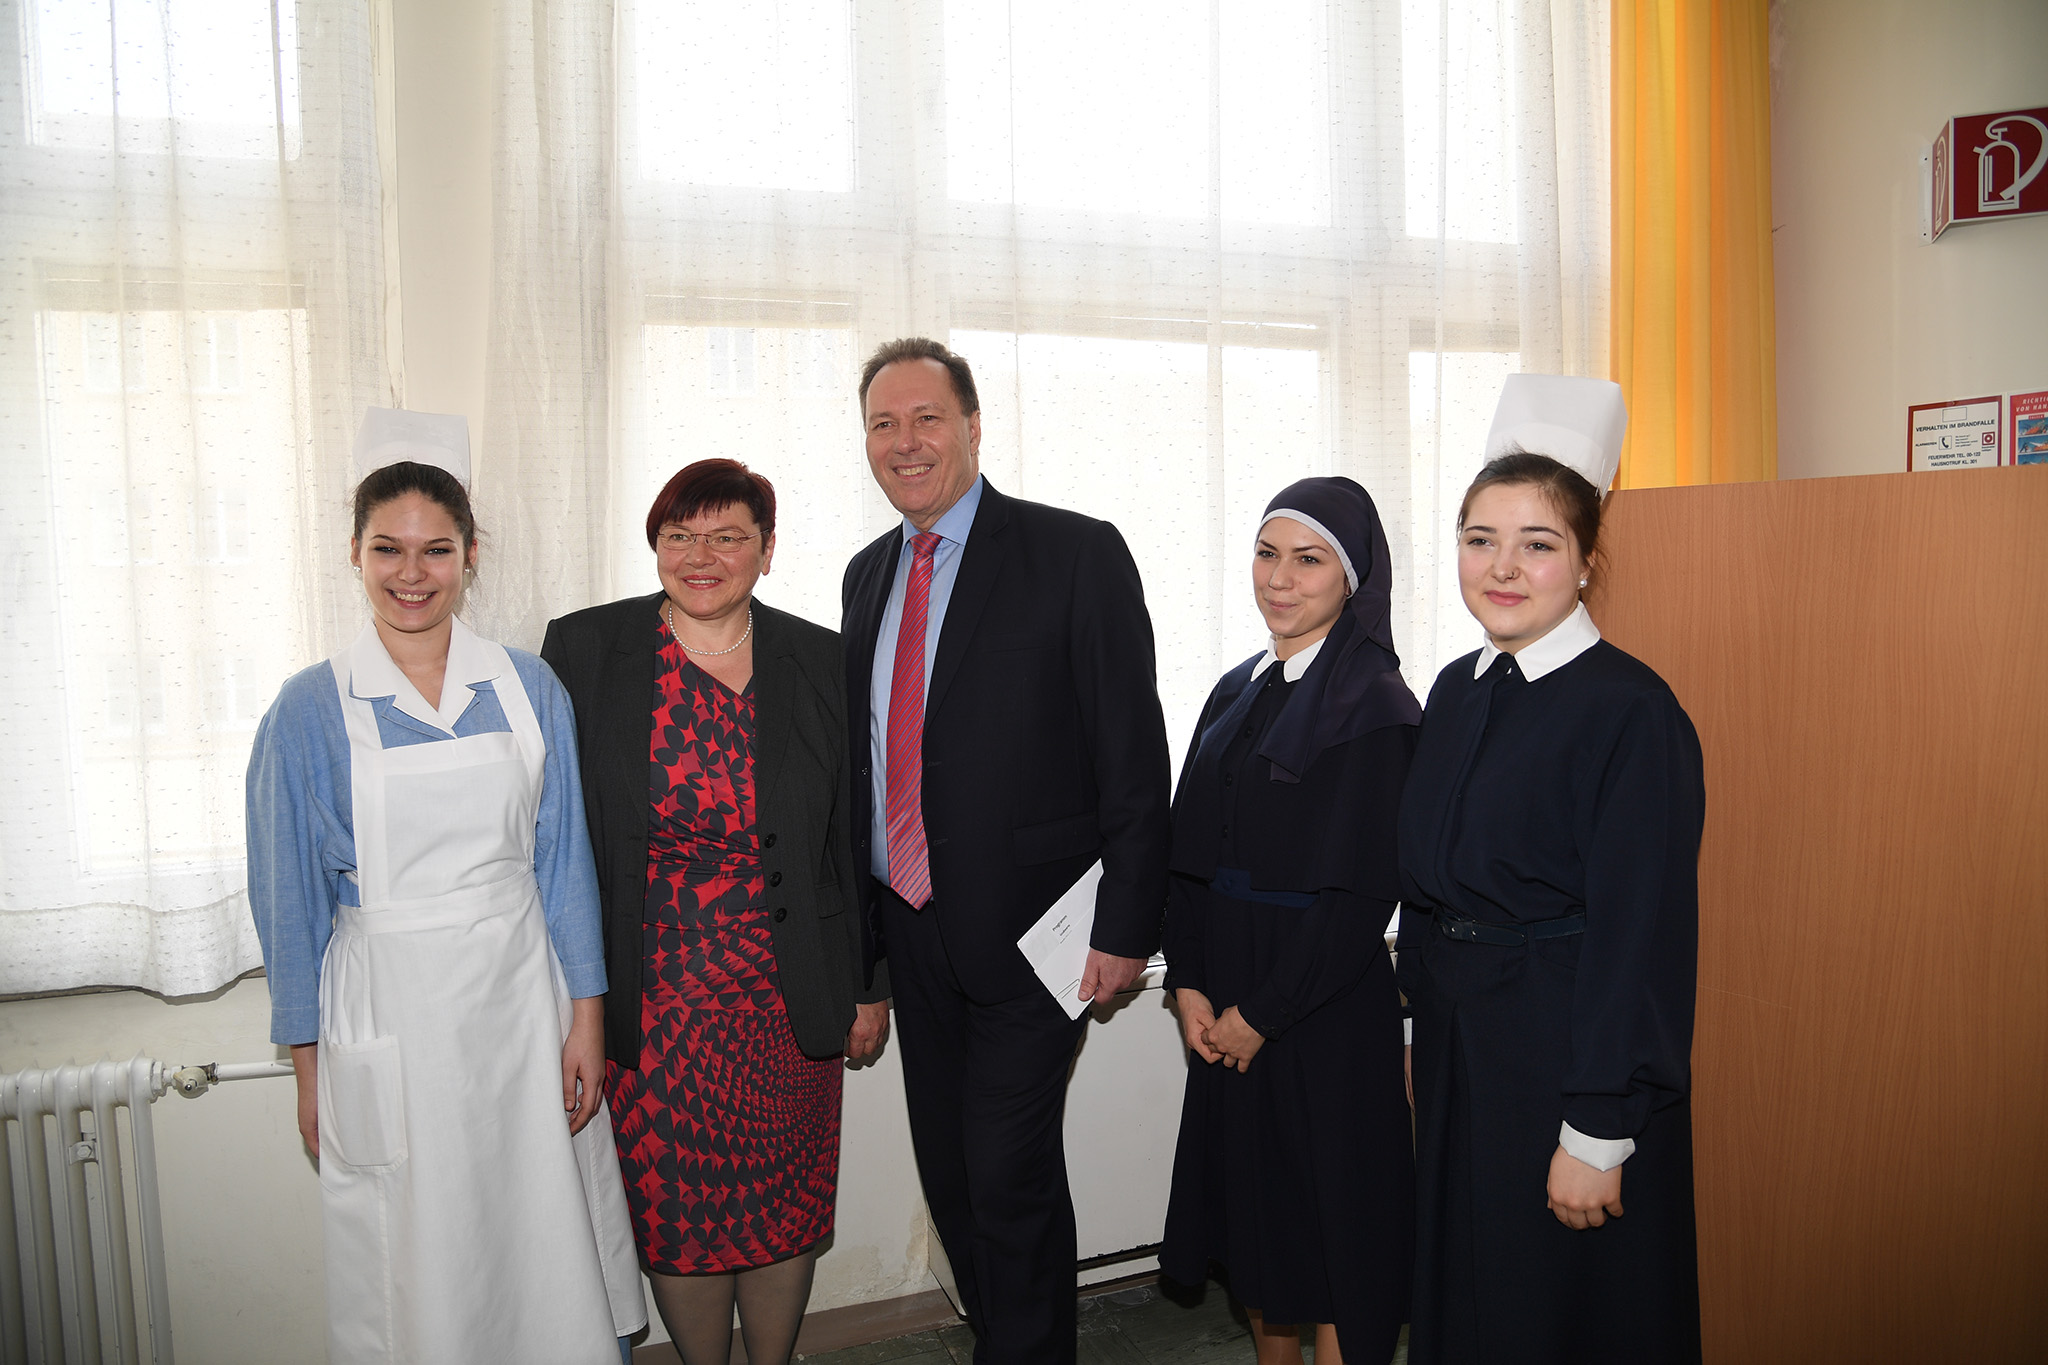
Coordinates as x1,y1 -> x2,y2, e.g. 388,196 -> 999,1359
1612,0 -> 1777,487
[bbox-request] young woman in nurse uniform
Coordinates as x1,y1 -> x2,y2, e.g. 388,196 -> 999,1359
246,409 -> 645,1364
1396,376 -> 1707,1364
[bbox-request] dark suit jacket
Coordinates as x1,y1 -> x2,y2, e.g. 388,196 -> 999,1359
841,480 -> 1172,1001
541,593 -> 870,1063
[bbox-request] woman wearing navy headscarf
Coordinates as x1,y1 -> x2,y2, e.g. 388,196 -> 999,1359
1160,477 -> 1421,1365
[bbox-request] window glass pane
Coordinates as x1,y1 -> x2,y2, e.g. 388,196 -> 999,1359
81,313 -> 145,391
1403,0 -> 1518,242
26,0 -> 302,158
185,316 -> 243,392
1218,345 -> 1327,552
626,325 -> 865,629
946,0 -> 1329,225
1408,348 -> 1518,674
632,0 -> 854,191
705,328 -> 758,394
956,330 -> 1322,769
1219,0 -> 1331,226
38,306 -> 309,869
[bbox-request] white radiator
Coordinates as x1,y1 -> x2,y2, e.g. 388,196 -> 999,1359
1,1057 -> 292,1365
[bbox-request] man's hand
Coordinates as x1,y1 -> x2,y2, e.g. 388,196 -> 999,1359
1546,1144 -> 1624,1228
1202,1005 -> 1266,1073
562,997 -> 605,1135
290,1042 -> 319,1158
1078,949 -> 1147,1003
1173,988 -> 1223,1063
846,999 -> 892,1063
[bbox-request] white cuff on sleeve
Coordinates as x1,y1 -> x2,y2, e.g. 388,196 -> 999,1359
1403,1017 -> 1413,1046
1558,1121 -> 1634,1172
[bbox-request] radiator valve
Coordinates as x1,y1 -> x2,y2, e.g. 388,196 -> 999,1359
169,1064 -> 215,1098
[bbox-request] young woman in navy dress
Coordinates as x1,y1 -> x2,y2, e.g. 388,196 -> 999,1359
1397,377 -> 1706,1364
1160,477 -> 1420,1365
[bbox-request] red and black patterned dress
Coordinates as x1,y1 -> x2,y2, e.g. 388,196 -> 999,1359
602,628 -> 844,1274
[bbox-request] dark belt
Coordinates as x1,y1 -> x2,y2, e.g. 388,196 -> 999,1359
1209,867 -> 1319,909
1435,909 -> 1586,947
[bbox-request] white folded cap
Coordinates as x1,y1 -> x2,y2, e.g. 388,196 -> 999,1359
351,407 -> 471,487
1484,375 -> 1627,497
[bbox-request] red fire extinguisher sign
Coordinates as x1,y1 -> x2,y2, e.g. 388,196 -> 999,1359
1932,106 -> 2048,239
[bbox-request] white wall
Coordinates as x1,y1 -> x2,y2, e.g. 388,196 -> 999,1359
389,0 -> 494,436
1771,0 -> 2048,479
1,3 -> 933,1359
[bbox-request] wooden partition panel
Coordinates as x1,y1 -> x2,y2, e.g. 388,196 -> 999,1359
1587,468 -> 2048,1362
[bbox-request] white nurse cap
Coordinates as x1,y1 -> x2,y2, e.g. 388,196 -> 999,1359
1484,375 -> 1627,498
351,406 -> 472,487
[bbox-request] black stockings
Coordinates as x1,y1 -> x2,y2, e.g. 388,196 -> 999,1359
647,1251 -> 817,1365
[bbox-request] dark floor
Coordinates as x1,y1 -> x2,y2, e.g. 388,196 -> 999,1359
794,1281 -> 1410,1365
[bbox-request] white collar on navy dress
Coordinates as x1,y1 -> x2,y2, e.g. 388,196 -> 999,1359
1473,599 -> 1600,681
347,615 -> 501,733
1250,633 -> 1326,684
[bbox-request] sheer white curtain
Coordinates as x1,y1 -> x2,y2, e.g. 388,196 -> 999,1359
489,0 -> 1607,775
0,0 -> 386,995
472,0 -> 613,650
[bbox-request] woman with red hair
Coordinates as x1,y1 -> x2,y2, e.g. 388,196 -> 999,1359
543,460 -> 888,1365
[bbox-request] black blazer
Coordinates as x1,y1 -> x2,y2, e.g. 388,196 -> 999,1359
841,480 -> 1172,1001
541,594 -> 869,1063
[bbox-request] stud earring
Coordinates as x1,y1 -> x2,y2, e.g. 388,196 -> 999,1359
1578,577 -> 1588,589
352,565 -> 362,578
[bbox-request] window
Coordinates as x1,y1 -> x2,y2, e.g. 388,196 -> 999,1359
79,312 -> 146,391
206,652 -> 273,733
612,0 -> 1602,755
23,0 -> 304,158
704,327 -> 758,394
631,0 -> 852,192
944,0 -> 1332,226
1409,348 -> 1522,667
1402,0 -> 1520,243
27,291 -> 318,911
2,0 -> 383,995
186,316 -> 243,392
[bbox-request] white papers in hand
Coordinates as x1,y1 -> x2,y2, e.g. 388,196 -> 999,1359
1016,861 -> 1103,1020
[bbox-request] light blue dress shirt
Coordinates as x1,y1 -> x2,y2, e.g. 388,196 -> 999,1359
244,647 -> 608,1045
869,474 -> 986,880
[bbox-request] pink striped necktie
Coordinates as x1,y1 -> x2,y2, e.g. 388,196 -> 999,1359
886,532 -> 942,908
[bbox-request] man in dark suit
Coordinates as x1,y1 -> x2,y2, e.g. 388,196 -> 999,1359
842,337 -> 1171,1364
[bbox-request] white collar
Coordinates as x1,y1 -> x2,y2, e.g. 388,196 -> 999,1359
347,616 -> 501,732
1473,600 -> 1600,681
1251,633 -> 1326,683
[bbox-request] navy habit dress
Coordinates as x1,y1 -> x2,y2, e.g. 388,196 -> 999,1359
1396,633 -> 1705,1365
1161,646 -> 1417,1362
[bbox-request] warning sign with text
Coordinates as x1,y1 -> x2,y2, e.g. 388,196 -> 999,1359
1907,396 -> 2002,471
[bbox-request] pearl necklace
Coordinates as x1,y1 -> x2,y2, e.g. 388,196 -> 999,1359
665,600 -> 753,656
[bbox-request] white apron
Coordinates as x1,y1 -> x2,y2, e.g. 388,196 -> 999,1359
317,621 -> 643,1364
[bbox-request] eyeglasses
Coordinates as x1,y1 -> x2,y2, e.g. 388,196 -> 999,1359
656,530 -> 759,553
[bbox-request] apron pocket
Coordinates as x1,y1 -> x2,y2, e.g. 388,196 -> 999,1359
322,1035 -> 408,1168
